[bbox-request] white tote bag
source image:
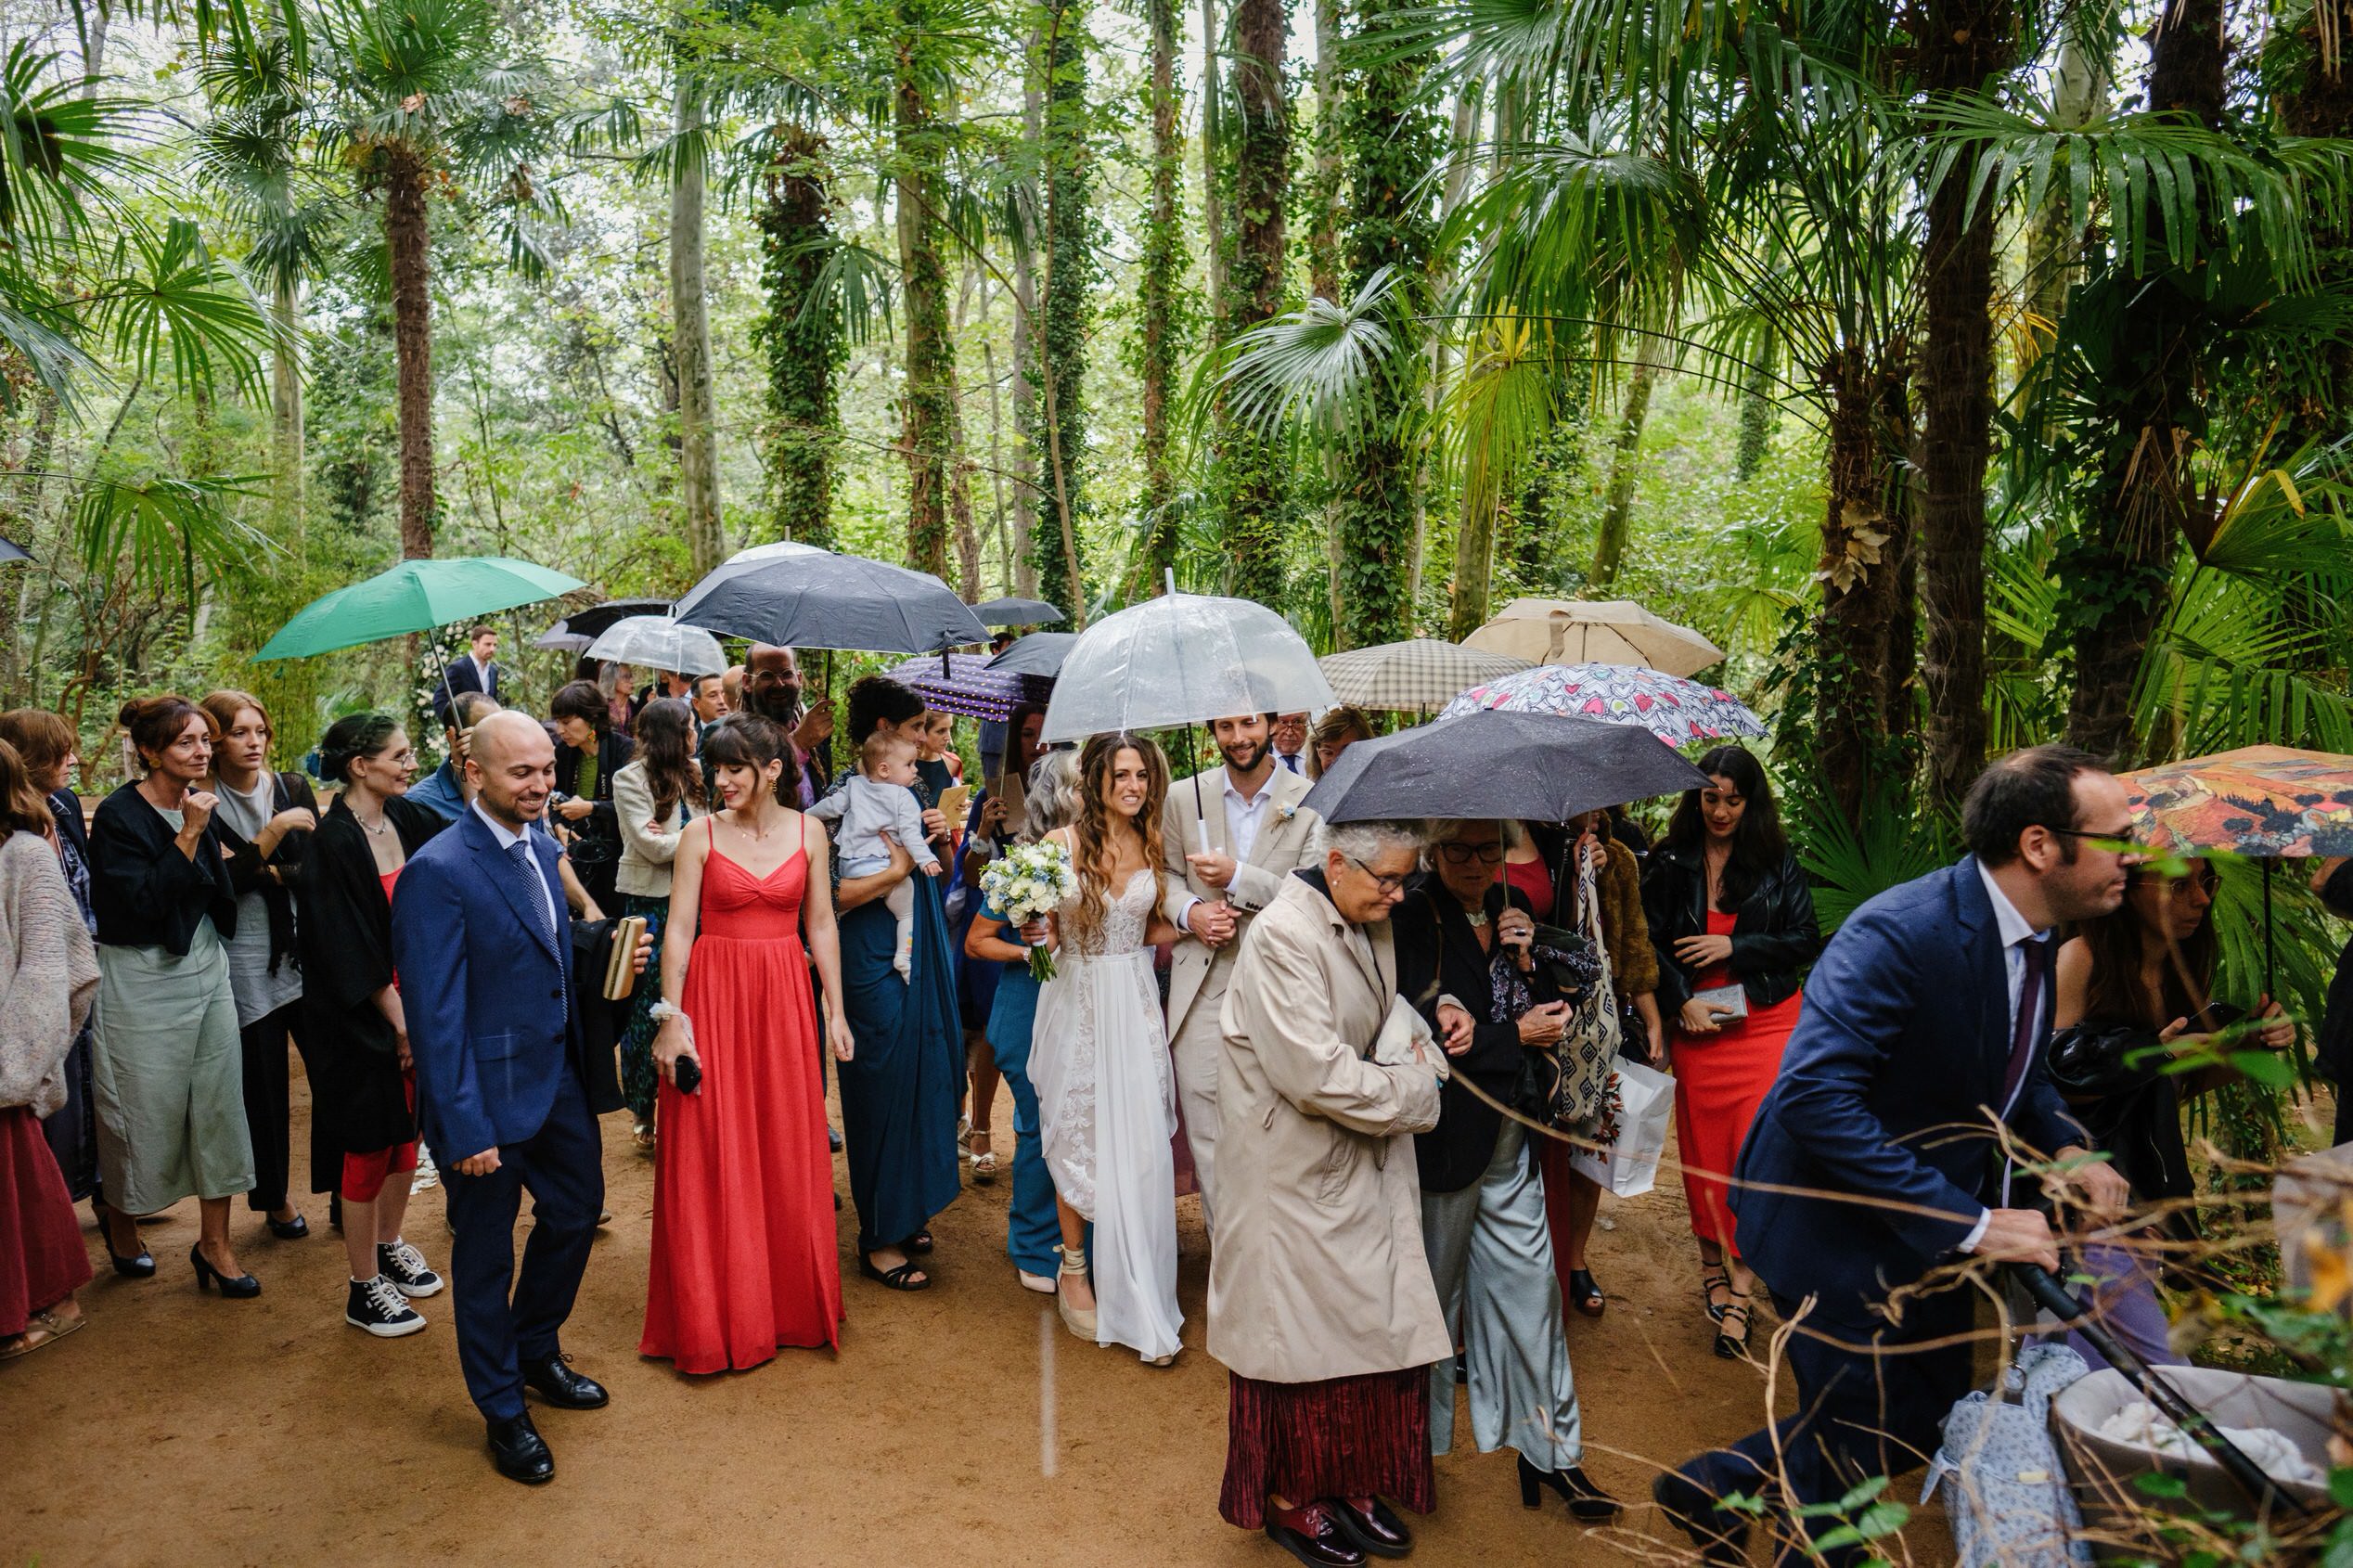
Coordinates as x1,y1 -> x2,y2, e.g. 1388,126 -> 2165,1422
1566,1055 -> 1675,1198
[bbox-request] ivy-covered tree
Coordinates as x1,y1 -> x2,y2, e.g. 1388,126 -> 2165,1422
894,0 -> 955,582
1028,0 -> 1093,617
1134,0 -> 1184,594
1210,0 -> 1291,605
752,122 -> 842,548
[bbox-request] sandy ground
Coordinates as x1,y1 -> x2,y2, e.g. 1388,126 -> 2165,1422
2,1060 -> 1962,1568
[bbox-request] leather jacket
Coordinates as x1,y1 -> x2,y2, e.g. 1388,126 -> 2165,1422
1640,840 -> 1821,1013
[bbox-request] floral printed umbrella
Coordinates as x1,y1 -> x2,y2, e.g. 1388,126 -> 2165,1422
1438,662 -> 1765,745
2120,746 -> 2353,858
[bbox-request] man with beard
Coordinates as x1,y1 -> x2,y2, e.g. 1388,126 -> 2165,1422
1655,745 -> 2137,1565
1161,713 -> 1323,1227
742,643 -> 833,807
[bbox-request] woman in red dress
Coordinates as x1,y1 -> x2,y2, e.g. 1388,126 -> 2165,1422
641,713 -> 854,1373
1640,747 -> 1819,1359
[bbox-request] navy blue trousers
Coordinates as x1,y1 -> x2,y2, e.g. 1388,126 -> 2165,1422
1680,1286 -> 1974,1568
441,1069 -> 605,1422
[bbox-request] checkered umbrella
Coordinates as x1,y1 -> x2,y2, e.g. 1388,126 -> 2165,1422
885,651 -> 1054,723
1318,638 -> 1533,713
1440,662 -> 1765,745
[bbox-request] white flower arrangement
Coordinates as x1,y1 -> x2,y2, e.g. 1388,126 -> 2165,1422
979,838 -> 1078,983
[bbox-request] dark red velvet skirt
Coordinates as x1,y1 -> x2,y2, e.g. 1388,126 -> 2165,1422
0,1103 -> 92,1337
1218,1367 -> 1434,1528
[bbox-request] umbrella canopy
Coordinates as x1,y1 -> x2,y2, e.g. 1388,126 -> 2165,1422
1318,638 -> 1532,713
671,544 -> 989,654
534,597 -> 674,653
986,631 -> 1076,678
971,596 -> 1066,628
884,651 -> 1054,722
1303,710 -> 1710,826
1440,662 -> 1766,744
0,537 -> 29,564
2120,746 -> 2353,858
1462,597 -> 1724,677
254,557 -> 585,662
585,616 -> 727,677
1039,591 -> 1334,743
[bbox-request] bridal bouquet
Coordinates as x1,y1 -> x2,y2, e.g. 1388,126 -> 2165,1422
980,839 -> 1077,983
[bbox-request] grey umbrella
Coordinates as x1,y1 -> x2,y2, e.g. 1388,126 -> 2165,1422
971,596 -> 1066,628
985,631 -> 1077,677
0,537 -> 29,565
535,597 -> 673,653
1301,710 -> 1709,825
672,544 -> 989,654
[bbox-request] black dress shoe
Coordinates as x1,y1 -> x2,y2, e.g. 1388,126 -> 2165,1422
1329,1496 -> 1412,1558
521,1354 -> 609,1409
1520,1455 -> 1624,1522
188,1242 -> 262,1298
486,1413 -> 554,1484
265,1212 -> 309,1240
1265,1501 -> 1366,1568
1652,1470 -> 1750,1565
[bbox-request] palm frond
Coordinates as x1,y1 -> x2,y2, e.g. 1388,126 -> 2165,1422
1217,265 -> 1416,446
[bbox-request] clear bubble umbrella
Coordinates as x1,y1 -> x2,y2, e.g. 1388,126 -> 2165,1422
1038,591 -> 1335,744
585,615 -> 727,677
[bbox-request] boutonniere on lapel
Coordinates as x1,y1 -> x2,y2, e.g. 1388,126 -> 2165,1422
1277,801 -> 1298,822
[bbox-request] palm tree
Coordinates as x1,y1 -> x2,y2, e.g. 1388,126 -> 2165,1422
306,0 -> 560,560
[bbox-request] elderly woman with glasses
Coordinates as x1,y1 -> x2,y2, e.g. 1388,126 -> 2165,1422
1389,817 -> 1620,1530
2049,857 -> 2294,1370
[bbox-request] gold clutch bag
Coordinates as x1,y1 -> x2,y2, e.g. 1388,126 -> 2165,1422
603,915 -> 646,1001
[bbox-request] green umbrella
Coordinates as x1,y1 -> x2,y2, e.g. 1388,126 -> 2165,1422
252,557 -> 587,662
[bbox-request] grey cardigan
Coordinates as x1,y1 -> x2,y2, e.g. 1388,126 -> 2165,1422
0,830 -> 99,1114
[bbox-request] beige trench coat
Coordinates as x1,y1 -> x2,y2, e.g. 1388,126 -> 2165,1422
1210,873 -> 1451,1384
1160,765 -> 1322,1040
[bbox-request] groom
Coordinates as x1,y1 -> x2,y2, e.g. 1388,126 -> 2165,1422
393,712 -> 640,1484
1163,713 -> 1323,1226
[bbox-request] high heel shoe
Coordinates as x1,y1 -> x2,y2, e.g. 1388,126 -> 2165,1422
101,1211 -> 153,1279
1518,1454 -> 1623,1522
1713,1293 -> 1752,1360
265,1211 -> 309,1240
189,1242 -> 261,1299
1053,1244 -> 1096,1341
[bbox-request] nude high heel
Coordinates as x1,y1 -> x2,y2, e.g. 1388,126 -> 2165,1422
1054,1244 -> 1097,1341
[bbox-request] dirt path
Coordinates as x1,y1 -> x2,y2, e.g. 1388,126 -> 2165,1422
4,1068 -> 1958,1567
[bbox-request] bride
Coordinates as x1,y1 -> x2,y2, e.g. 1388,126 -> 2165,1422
1026,732 -> 1183,1365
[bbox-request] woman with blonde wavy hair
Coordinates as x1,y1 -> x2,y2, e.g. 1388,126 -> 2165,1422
1026,733 -> 1184,1365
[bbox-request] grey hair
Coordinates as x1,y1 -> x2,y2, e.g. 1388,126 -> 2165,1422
1326,818 -> 1426,865
1021,748 -> 1086,841
1421,817 -> 1524,857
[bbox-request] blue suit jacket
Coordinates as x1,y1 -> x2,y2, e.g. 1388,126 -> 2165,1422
430,656 -> 500,723
391,808 -> 577,1160
1729,856 -> 2083,1322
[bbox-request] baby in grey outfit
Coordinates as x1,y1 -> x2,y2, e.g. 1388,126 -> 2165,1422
808,730 -> 942,977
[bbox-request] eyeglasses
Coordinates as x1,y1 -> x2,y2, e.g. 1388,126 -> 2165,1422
1342,853 -> 1410,895
1436,842 -> 1506,867
2039,825 -> 2149,859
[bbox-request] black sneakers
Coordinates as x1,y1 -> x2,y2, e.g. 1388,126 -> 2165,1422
346,1275 -> 427,1338
378,1238 -> 444,1298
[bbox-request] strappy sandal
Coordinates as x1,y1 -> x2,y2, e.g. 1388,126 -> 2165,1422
1567,1267 -> 1606,1319
901,1230 -> 934,1256
1054,1245 -> 1097,1341
1714,1293 -> 1752,1360
969,1130 -> 997,1185
1700,1268 -> 1732,1324
858,1250 -> 931,1292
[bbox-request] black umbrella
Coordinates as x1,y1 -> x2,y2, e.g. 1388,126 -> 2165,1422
1302,710 -> 1711,825
535,598 -> 673,652
0,536 -> 30,564
985,631 -> 1076,677
672,546 -> 990,654
971,596 -> 1066,628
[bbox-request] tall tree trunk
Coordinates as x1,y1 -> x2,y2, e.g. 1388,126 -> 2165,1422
1590,358 -> 1656,587
1010,41 -> 1043,598
1213,0 -> 1291,606
270,277 -> 304,548
1307,0 -> 1342,302
1333,0 -> 1438,648
756,123 -> 842,548
2063,0 -> 2225,762
1200,0 -> 1228,321
1138,0 -> 1184,594
384,143 -> 434,560
895,20 -> 953,580
1811,353 -> 1914,819
670,77 -> 723,572
1029,0 -> 1093,620
1734,329 -> 1776,480
2276,0 -> 2353,446
1917,0 -> 2014,805
947,361 -> 983,598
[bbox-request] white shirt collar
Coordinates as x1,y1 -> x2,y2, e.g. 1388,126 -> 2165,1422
1974,858 -> 2043,948
470,799 -> 529,851
1223,765 -> 1276,810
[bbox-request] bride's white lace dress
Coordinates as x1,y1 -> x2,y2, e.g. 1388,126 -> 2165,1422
1030,867 -> 1182,1362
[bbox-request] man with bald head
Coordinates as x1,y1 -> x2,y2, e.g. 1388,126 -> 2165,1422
392,711 -> 619,1484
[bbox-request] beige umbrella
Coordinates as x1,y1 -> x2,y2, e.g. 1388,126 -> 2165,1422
1318,638 -> 1532,713
1461,597 -> 1724,677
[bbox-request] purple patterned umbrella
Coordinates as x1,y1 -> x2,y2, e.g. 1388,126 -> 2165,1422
885,651 -> 1054,723
1439,662 -> 1765,744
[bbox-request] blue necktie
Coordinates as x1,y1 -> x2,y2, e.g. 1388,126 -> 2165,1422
508,839 -> 557,950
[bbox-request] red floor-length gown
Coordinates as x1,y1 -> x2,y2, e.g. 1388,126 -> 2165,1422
641,836 -> 842,1372
1669,909 -> 1804,1253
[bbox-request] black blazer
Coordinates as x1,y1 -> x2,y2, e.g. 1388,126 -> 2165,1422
431,655 -> 501,722
1393,878 -> 1555,1193
89,781 -> 238,955
298,795 -> 445,1156
211,771 -> 319,976
551,730 -> 633,868
1642,840 -> 1821,1013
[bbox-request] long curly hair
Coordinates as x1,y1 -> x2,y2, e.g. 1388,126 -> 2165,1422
1067,732 -> 1168,948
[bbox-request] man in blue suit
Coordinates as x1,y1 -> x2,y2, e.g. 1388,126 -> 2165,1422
1655,745 -> 2137,1564
392,711 -> 637,1484
430,624 -> 504,725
